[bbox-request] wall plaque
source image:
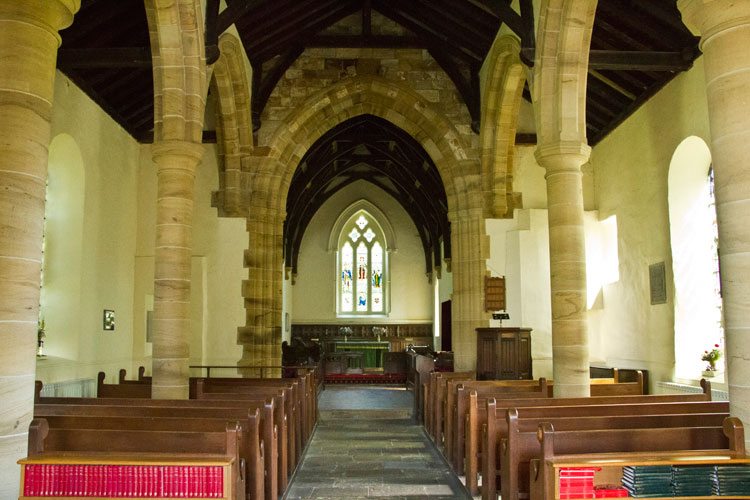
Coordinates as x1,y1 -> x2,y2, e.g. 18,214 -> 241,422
649,262 -> 667,305
485,276 -> 506,311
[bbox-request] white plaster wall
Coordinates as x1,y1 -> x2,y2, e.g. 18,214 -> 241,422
591,58 -> 712,387
36,72 -> 141,385
293,180 -> 433,323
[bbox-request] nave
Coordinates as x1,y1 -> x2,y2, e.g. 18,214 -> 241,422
284,386 -> 470,499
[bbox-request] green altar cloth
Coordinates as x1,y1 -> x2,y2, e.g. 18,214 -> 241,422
334,341 -> 390,368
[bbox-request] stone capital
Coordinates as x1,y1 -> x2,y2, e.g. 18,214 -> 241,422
151,140 -> 205,175
0,0 -> 80,44
678,0 -> 750,47
535,141 -> 591,176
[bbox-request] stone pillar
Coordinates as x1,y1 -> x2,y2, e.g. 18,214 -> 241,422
151,141 -> 204,399
239,207 -> 284,371
450,210 -> 490,371
536,142 -> 591,397
678,0 -> 750,445
0,0 -> 78,495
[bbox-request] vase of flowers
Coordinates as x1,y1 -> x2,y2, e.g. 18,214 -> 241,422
37,318 -> 46,357
701,344 -> 722,377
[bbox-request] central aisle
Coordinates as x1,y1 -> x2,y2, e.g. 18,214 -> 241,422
283,386 -> 472,499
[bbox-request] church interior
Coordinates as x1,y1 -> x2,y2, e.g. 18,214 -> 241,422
2,0 -> 750,498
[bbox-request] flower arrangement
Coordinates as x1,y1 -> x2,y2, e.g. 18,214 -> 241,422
701,344 -> 722,371
37,318 -> 46,357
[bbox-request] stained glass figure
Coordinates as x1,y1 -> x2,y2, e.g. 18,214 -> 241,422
372,242 -> 383,312
356,215 -> 368,229
341,242 -> 353,312
348,228 -> 360,242
356,242 -> 368,311
364,228 -> 376,242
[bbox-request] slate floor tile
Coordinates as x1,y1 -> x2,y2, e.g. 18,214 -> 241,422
282,388 -> 471,499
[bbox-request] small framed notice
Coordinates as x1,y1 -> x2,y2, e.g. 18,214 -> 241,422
649,262 -> 667,305
485,276 -> 506,312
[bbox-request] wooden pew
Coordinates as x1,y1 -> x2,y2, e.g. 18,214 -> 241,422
35,398 -> 281,500
545,370 -> 645,396
472,398 -> 730,498
529,419 -> 746,500
426,371 -> 474,442
195,376 -> 315,444
445,379 -> 548,470
470,380 -> 713,497
97,372 -> 150,398
27,417 -> 246,500
196,390 -> 293,485
35,412 -> 264,500
479,392 -> 725,500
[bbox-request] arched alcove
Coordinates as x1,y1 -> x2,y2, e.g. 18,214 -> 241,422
668,136 -> 723,378
40,134 -> 86,360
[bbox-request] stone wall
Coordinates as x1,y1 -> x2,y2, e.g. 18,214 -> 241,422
257,14 -> 477,153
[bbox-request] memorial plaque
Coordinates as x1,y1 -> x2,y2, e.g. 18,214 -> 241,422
649,262 -> 667,305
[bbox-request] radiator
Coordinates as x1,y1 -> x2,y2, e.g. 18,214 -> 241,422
39,378 -> 96,398
655,381 -> 728,401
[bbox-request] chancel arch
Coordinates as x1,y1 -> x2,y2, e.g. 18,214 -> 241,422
239,76 -> 488,370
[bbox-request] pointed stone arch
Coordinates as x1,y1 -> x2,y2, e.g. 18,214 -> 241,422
258,75 -> 480,218
145,0 -> 208,143
238,76 -> 489,371
480,35 -> 527,218
211,33 -> 252,217
533,0 -> 598,148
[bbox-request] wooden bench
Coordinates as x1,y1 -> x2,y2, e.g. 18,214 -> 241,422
194,376 -> 315,443
35,398 -> 281,500
97,372 -> 151,398
33,412 -> 264,500
445,379 -> 548,470
27,418 -> 246,500
544,371 -> 645,396
479,392 -> 726,500
528,417 -> 746,500
425,371 -> 475,442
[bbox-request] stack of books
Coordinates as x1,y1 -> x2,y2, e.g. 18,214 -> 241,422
559,467 -> 599,499
671,465 -> 714,497
592,484 -> 628,498
713,464 -> 750,496
621,465 -> 673,498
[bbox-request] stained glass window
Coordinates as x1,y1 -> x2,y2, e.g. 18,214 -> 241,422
356,242 -> 368,311
337,210 -> 387,315
371,242 -> 383,312
341,242 -> 353,312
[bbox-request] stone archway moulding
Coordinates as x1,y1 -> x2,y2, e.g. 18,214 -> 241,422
211,33 -> 253,217
327,199 -> 398,252
480,35 -> 527,218
258,75 -> 481,219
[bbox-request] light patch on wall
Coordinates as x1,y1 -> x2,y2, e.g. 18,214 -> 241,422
585,214 -> 620,310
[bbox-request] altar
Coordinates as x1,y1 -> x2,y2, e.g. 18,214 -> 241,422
334,341 -> 390,368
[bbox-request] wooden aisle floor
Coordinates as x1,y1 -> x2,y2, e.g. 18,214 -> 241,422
282,386 -> 472,499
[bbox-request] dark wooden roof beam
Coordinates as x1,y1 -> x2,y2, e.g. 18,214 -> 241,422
463,0 -> 535,65
252,1 -> 360,62
428,48 -> 481,132
373,0 -> 483,63
589,50 -> 695,72
57,47 -> 151,69
307,35 -> 425,49
217,0 -> 266,33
